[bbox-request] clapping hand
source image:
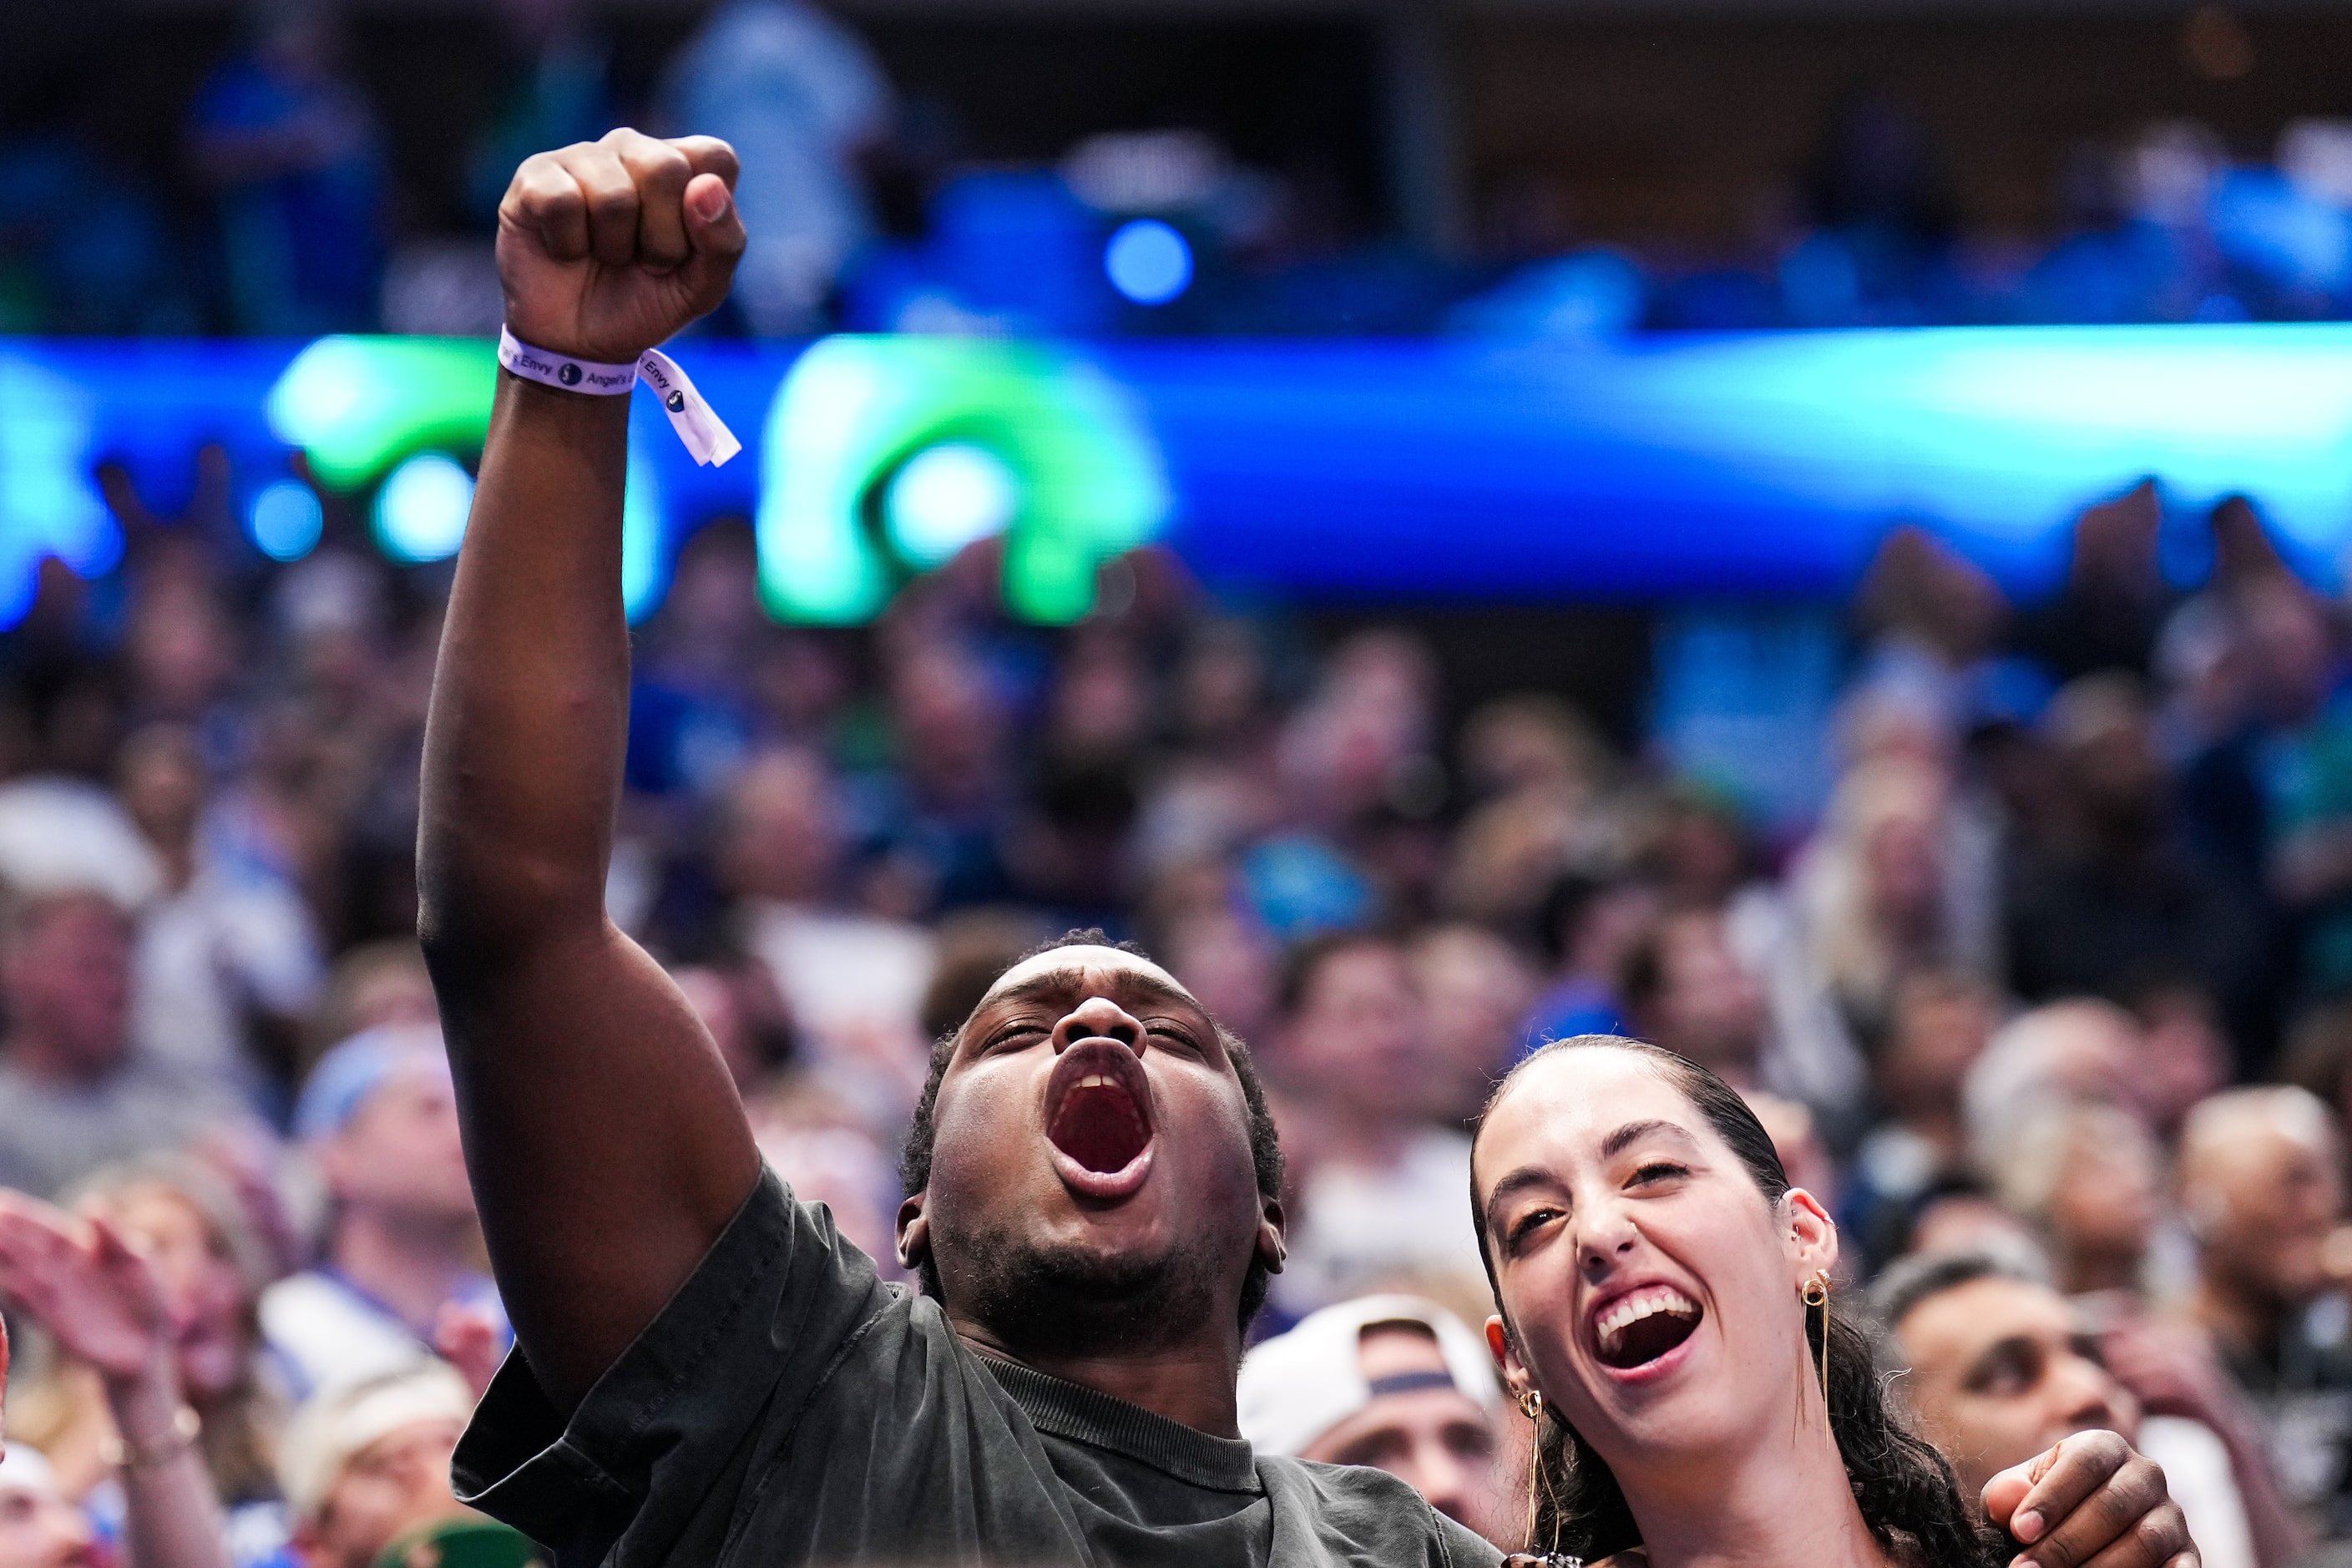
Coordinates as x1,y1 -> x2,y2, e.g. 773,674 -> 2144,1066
0,1191 -> 175,1386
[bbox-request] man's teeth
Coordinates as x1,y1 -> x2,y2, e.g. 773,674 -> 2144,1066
1077,1075 -> 1120,1090
1596,1286 -> 1698,1352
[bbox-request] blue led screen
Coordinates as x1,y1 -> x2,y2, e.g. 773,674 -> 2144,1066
3,325 -> 2349,628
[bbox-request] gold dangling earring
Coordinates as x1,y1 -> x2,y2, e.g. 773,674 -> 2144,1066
1517,1388 -> 1545,1553
1801,1270 -> 1831,1409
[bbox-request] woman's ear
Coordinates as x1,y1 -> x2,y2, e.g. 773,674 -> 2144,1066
1782,1186 -> 1839,1282
1485,1313 -> 1531,1399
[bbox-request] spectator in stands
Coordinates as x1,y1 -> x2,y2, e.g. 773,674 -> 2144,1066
1874,1250 -> 2266,1568
1994,1100 -> 2169,1299
3,1156 -> 288,1561
0,1445 -> 99,1568
1964,998 -> 2147,1176
0,891 -> 237,1199
1407,924 -> 1536,1128
275,1363 -> 491,1568
721,746 -> 936,1129
1266,933 -> 1488,1316
1237,1296 -> 1516,1547
260,1028 -> 499,1400
1617,907 -> 1771,1093
186,6 -> 385,335
118,723 -> 324,1095
1845,969 -> 1998,1267
658,0 -> 890,334
2004,673 -> 2261,1020
2178,1086 -> 2352,1537
0,1192 -> 239,1568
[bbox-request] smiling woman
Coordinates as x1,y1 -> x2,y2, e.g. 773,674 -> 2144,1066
1469,1036 -> 2004,1568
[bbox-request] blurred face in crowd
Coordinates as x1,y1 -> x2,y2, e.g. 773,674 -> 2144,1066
2239,579 -> 2336,726
1410,927 -> 1535,1125
1891,1274 -> 2135,1499
295,1414 -> 471,1568
901,947 -> 1279,1363
2046,1108 -> 2161,1279
1878,973 -> 1994,1128
720,749 -> 838,905
1630,912 -> 1766,1082
1474,1047 -> 1833,1480
86,1182 -> 250,1400
116,724 -> 206,861
0,1474 -> 94,1568
1298,1325 -> 1512,1545
1281,938 -> 1429,1127
321,1060 -> 476,1226
2,894 -> 134,1080
2183,1096 -> 2343,1314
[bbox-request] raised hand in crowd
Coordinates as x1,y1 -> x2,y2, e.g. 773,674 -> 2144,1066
0,1192 -> 231,1568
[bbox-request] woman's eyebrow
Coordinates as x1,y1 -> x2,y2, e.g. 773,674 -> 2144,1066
1481,1166 -> 1564,1232
1600,1118 -> 1699,1160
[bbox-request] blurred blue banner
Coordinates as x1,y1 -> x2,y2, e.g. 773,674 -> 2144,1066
3,325 -> 2349,628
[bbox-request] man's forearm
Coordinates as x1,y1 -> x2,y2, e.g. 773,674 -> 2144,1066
417,375 -> 632,965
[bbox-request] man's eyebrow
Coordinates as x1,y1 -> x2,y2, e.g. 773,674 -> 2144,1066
1600,1119 -> 1697,1161
979,967 -> 1206,1014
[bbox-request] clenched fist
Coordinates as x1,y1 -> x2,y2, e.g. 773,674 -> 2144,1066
496,128 -> 747,367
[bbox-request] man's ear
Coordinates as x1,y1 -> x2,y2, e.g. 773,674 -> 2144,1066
895,1193 -> 929,1272
1783,1186 -> 1839,1283
1256,1196 -> 1287,1276
1485,1314 -> 1533,1401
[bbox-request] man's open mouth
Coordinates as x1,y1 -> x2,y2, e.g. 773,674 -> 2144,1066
1591,1284 -> 1703,1371
1042,1040 -> 1157,1197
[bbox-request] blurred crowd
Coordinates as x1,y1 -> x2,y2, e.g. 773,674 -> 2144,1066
0,431 -> 2349,1567
13,0 -> 2352,340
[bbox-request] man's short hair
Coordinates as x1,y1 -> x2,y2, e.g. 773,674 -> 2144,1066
897,929 -> 1287,1326
1868,1247 -> 2052,1352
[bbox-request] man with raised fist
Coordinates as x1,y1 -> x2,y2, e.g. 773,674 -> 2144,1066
418,129 -> 2201,1568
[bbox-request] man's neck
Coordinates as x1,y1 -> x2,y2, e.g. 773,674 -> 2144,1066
952,1321 -> 1246,1439
1611,1387 -> 1893,1568
331,1206 -> 477,1333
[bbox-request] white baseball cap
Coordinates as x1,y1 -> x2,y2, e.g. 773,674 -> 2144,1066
1238,1294 -> 1501,1458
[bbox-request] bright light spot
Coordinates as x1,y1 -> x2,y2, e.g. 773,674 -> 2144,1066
249,480 -> 323,562
373,453 -> 475,564
1105,220 -> 1192,306
266,336 -> 371,447
885,443 -> 1021,567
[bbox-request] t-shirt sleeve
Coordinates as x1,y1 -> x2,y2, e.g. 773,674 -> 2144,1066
451,1166 -> 898,1566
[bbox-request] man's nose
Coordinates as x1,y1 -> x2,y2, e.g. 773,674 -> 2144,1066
1401,1439 -> 1473,1525
2051,1354 -> 2122,1435
1053,995 -> 1143,1052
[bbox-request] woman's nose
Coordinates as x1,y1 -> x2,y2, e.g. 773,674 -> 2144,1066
1053,995 -> 1143,1052
1578,1201 -> 1641,1278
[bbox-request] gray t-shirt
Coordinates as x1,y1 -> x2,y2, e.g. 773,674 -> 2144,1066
455,1168 -> 1500,1568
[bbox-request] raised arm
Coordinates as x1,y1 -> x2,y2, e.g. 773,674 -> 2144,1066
417,129 -> 759,1410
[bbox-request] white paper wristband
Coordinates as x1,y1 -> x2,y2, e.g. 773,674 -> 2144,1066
497,326 -> 742,468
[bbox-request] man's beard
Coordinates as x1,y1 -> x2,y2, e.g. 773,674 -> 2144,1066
946,1222 -> 1222,1360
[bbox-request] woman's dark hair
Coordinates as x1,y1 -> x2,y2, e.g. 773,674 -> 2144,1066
1471,1035 -> 2001,1568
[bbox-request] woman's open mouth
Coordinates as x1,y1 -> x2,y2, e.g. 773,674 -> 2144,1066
1593,1284 -> 1703,1371
1042,1041 -> 1157,1198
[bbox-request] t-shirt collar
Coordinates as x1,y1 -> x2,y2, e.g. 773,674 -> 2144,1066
980,1357 -> 1263,1495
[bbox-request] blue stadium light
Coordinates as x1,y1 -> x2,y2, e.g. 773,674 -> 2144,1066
373,452 -> 475,564
885,443 -> 1023,566
1104,220 -> 1192,306
248,480 -> 324,563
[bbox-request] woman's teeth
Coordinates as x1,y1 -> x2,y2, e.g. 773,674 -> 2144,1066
1596,1285 -> 1700,1362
